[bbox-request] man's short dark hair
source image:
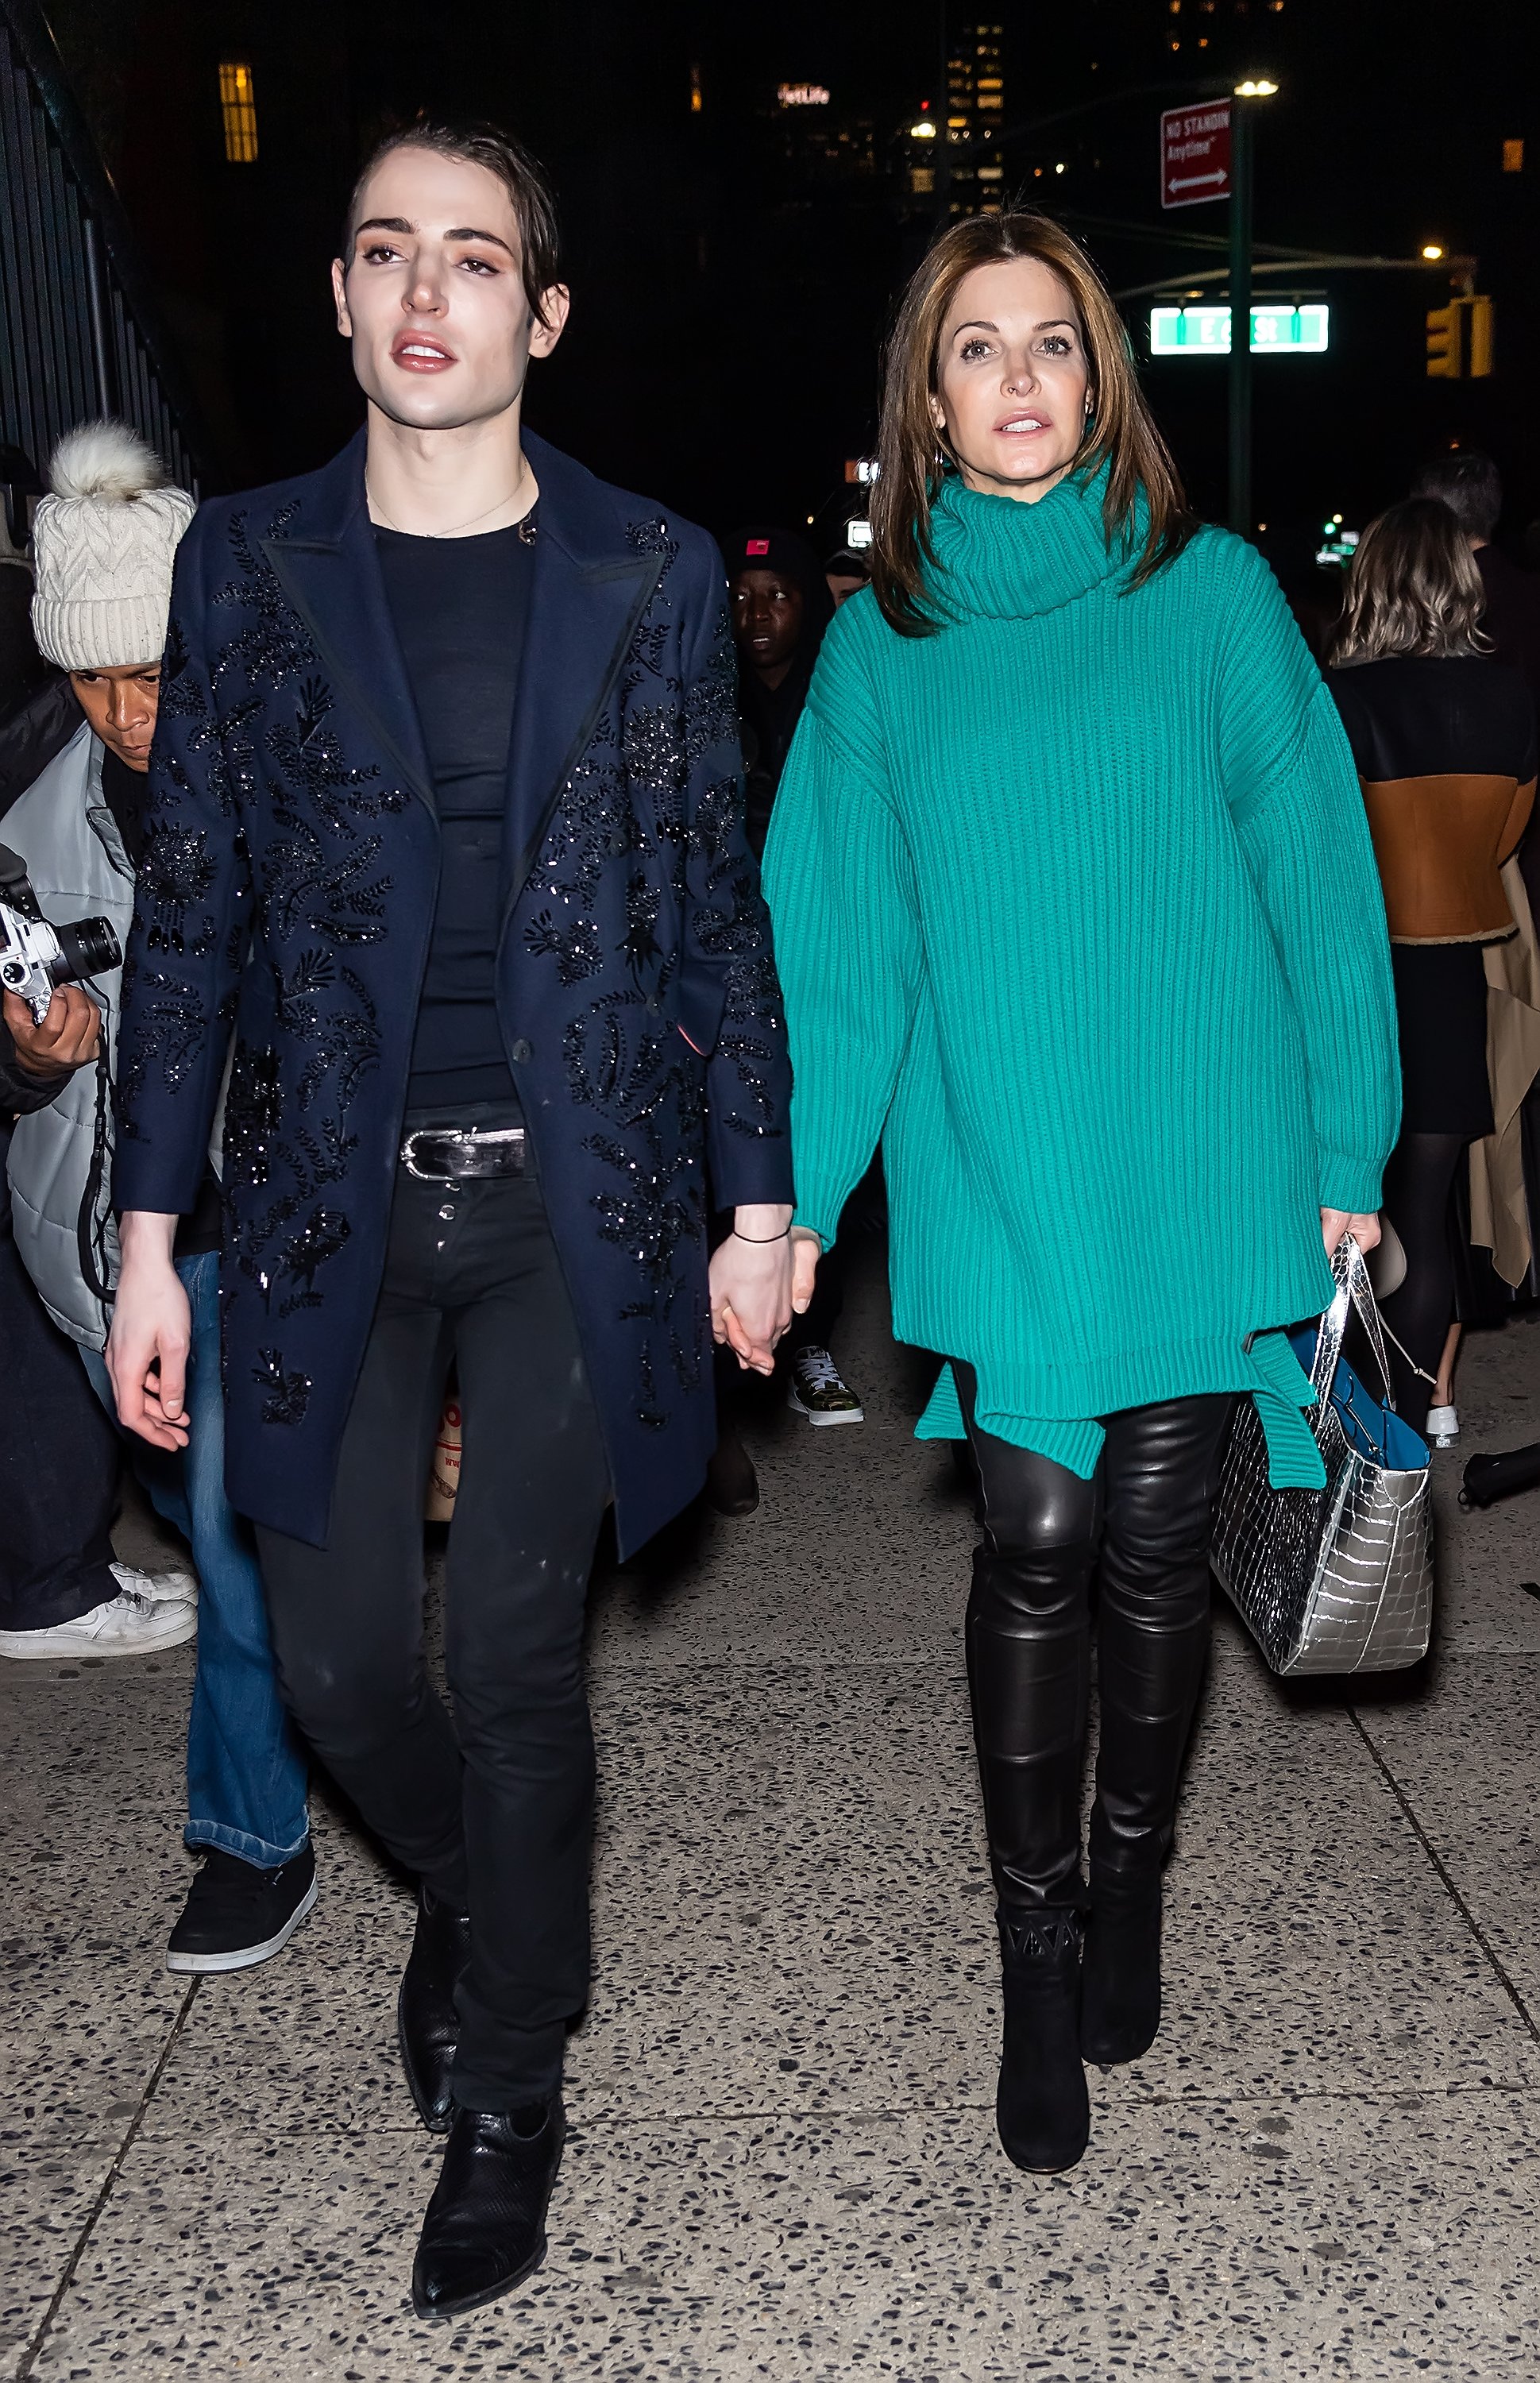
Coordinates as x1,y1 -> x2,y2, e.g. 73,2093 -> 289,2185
1411,448 -> 1502,541
342,120 -> 562,326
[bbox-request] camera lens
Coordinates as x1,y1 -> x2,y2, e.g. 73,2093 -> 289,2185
53,917 -> 122,984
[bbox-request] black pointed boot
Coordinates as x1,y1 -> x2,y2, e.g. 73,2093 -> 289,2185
398,1887 -> 472,2134
1080,1864 -> 1163,2065
994,1906 -> 1090,2173
411,2098 -> 566,2319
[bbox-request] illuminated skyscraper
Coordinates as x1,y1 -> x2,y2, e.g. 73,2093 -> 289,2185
946,22 -> 1005,215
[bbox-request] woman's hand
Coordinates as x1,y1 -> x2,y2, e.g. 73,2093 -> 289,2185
789,1226 -> 820,1319
1322,1208 -> 1381,1257
710,1204 -> 797,1374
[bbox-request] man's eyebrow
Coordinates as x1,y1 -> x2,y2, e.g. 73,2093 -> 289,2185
446,227 -> 516,257
352,218 -> 516,260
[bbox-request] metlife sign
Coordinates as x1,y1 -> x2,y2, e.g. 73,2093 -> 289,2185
1160,102 -> 1231,207
1149,303 -> 1330,357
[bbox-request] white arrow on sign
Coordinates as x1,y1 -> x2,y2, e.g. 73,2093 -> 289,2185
1170,169 -> 1227,191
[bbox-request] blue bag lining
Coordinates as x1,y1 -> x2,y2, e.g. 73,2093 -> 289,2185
1286,1326 -> 1430,1473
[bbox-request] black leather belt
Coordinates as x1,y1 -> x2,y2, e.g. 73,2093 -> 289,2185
399,1125 -> 527,1183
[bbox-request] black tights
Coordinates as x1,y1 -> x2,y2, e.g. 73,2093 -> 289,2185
1377,1133 -> 1464,1435
955,1366 -> 1236,1914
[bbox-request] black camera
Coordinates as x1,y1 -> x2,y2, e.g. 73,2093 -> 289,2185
0,841 -> 121,1024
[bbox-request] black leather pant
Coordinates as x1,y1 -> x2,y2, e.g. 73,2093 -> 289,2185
955,1365 -> 1237,1913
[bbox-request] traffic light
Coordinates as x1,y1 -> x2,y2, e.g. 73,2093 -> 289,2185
1426,295 -> 1496,379
1468,293 -> 1494,377
1426,303 -> 1461,377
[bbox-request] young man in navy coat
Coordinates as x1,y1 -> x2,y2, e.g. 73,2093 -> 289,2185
108,122 -> 805,2319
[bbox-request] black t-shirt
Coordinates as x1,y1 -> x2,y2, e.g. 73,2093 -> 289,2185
98,747 -> 223,1253
375,519 -> 535,1110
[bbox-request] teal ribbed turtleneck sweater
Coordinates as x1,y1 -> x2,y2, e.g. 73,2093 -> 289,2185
761,466 -> 1401,1483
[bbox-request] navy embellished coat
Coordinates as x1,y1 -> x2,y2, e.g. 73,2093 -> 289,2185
114,431 -> 793,1555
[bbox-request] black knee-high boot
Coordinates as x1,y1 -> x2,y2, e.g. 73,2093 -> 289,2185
1081,1396 -> 1234,2066
967,1543 -> 1092,2171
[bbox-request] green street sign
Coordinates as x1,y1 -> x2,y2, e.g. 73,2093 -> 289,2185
1149,303 -> 1330,356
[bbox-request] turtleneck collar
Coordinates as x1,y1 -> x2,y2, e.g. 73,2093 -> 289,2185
925,460 -> 1144,623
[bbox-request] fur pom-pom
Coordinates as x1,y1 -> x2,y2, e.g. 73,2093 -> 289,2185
47,420 -> 169,504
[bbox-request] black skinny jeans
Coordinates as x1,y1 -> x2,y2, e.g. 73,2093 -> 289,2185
955,1365 -> 1236,1914
257,1104 -> 611,2112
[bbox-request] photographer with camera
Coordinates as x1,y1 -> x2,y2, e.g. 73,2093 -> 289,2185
1,424 -> 315,1976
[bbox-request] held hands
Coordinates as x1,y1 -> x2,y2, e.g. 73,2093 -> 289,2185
3,986 -> 101,1077
106,1211 -> 193,1450
709,1207 -> 820,1373
1322,1208 -> 1381,1258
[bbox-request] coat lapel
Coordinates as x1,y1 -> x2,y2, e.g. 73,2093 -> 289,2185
504,434 -> 663,894
257,427 -> 663,879
259,435 -> 433,814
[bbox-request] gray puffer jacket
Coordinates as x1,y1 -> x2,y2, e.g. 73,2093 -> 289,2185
5,722 -> 133,1346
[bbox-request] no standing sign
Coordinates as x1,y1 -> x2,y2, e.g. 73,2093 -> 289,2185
1160,101 -> 1232,207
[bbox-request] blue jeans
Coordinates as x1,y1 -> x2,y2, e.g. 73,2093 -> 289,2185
85,1250 -> 309,1867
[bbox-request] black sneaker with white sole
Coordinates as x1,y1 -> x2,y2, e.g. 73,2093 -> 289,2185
787,1345 -> 865,1426
166,1844 -> 318,1974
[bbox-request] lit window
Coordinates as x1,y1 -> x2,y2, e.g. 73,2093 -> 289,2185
1503,137 -> 1524,172
218,61 -> 257,164
689,63 -> 703,114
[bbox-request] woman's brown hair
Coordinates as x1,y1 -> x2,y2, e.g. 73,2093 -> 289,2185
869,213 -> 1195,637
1328,496 -> 1492,666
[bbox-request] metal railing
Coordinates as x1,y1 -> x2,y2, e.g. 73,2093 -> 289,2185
0,0 -> 210,493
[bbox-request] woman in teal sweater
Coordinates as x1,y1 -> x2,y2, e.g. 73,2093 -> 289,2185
762,216 -> 1399,2176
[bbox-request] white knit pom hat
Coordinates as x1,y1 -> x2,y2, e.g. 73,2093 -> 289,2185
30,421 -> 195,671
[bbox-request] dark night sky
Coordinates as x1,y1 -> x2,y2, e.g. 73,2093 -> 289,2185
45,0 -> 1540,587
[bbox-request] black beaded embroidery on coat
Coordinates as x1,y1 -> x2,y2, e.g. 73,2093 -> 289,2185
519,558 -> 784,1427
252,1347 -> 311,1426
212,504 -> 312,691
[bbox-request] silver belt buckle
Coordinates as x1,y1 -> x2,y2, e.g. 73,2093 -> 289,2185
399,1126 -> 525,1182
400,1128 -> 465,1182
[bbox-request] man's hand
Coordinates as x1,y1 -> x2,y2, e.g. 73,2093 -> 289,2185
106,1211 -> 191,1450
710,1203 -> 797,1374
2,986 -> 101,1078
1322,1208 -> 1382,1258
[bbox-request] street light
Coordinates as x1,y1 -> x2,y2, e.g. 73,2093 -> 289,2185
1421,243 -> 1445,261
909,120 -> 936,139
1233,78 -> 1278,96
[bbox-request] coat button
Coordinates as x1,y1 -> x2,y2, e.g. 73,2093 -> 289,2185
510,1037 -> 533,1065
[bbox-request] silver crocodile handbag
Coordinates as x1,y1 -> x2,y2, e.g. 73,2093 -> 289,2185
1211,1237 -> 1433,1675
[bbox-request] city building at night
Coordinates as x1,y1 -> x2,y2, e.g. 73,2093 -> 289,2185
945,20 -> 1005,214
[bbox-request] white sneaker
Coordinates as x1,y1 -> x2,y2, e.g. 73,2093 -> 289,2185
1426,1404 -> 1459,1449
0,1562 -> 199,1661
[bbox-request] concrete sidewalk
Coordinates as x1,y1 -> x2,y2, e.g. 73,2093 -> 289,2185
5,1252 -> 1539,2380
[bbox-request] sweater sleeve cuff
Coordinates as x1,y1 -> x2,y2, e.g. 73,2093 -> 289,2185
1318,1153 -> 1385,1216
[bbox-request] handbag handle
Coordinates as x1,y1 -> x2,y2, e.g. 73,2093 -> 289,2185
1309,1234 -> 1399,1413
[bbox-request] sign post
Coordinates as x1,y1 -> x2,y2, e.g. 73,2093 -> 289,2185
1229,98 -> 1253,536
